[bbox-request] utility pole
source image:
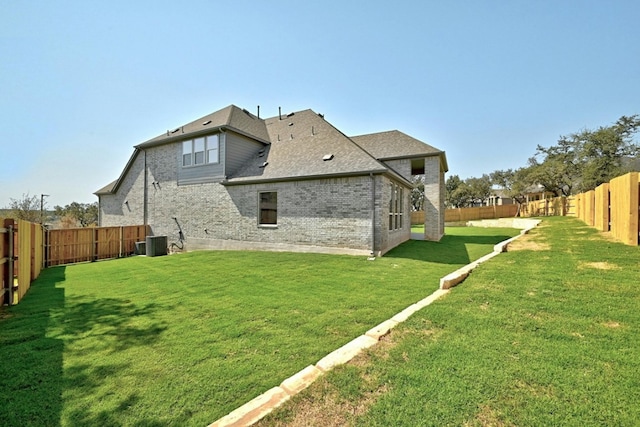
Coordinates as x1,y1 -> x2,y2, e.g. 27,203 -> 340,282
40,194 -> 49,224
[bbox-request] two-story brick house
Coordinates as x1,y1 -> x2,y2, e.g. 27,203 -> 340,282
95,105 -> 448,256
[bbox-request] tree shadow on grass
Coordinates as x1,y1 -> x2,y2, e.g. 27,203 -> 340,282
0,266 -> 66,426
0,265 -> 170,426
385,234 -> 516,264
58,297 -> 167,353
56,288 -> 169,426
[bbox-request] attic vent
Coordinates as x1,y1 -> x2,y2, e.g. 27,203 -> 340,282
259,161 -> 269,168
286,112 -> 295,117
288,122 -> 294,126
318,113 -> 324,119
323,154 -> 334,161
202,120 -> 212,125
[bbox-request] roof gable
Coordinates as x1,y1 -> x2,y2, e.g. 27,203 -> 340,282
137,105 -> 269,148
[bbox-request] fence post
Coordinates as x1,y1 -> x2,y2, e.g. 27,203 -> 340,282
1,221 -> 8,306
93,228 -> 98,262
119,226 -> 124,258
7,221 -> 15,306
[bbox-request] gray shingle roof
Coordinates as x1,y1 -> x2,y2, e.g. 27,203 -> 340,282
137,104 -> 269,148
97,105 -> 445,194
225,109 -> 390,184
94,179 -> 117,195
351,130 -> 448,171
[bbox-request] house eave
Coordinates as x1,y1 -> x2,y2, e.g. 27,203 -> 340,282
380,151 -> 448,171
95,148 -> 141,196
135,125 -> 270,149
222,169 -> 391,186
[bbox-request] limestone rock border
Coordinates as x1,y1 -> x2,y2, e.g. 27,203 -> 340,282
209,218 -> 540,427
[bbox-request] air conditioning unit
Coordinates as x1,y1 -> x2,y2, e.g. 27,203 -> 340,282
145,236 -> 168,257
134,241 -> 146,255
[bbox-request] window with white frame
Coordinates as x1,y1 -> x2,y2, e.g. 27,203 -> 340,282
182,134 -> 219,167
388,183 -> 404,231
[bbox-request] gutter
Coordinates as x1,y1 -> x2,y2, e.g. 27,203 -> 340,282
370,173 -> 376,257
135,125 -> 270,149
143,149 -> 148,226
222,169 -> 392,187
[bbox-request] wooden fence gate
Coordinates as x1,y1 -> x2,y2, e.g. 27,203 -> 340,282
1,219 -> 44,306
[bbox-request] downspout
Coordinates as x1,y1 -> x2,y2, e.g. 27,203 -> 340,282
370,173 -> 376,257
220,129 -> 226,178
143,149 -> 148,226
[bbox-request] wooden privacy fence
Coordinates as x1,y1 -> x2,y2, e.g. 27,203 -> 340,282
412,204 -> 519,224
519,196 -> 575,218
1,219 -> 44,306
444,204 -> 519,223
413,196 -> 576,225
1,222 -> 149,305
574,172 -> 640,246
46,225 -> 149,267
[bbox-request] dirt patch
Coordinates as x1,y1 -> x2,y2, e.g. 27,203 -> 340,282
579,262 -> 620,270
258,324 -> 439,426
264,383 -> 388,427
506,235 -> 550,252
464,404 -> 514,427
257,356 -> 389,427
603,321 -> 621,328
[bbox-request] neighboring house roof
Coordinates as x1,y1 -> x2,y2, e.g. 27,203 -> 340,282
489,188 -> 512,198
137,104 -> 270,148
225,109 -> 392,184
351,130 -> 449,172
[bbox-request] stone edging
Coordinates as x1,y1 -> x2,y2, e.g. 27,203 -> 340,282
209,218 -> 540,427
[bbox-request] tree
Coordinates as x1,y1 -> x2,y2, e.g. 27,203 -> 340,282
7,193 -> 42,222
532,114 -> 640,194
464,175 -> 492,206
410,175 -> 425,211
578,115 -> 640,191
529,134 -> 579,196
54,202 -> 98,227
491,167 -> 534,214
445,174 -> 492,207
445,175 -> 465,208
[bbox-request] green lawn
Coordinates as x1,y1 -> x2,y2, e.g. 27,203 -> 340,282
0,226 -> 518,426
259,217 -> 640,426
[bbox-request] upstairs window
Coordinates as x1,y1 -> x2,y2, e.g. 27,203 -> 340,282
194,137 -> 205,165
182,134 -> 220,167
182,141 -> 192,166
207,134 -> 219,164
259,191 -> 277,225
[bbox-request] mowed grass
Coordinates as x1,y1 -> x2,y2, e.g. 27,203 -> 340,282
0,226 -> 518,426
259,217 -> 640,426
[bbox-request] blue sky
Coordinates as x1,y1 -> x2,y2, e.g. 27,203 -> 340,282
1,0 -> 638,207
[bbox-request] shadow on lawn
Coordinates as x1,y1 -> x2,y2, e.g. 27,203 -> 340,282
0,266 -> 66,426
385,234 -> 515,264
0,266 -> 169,427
